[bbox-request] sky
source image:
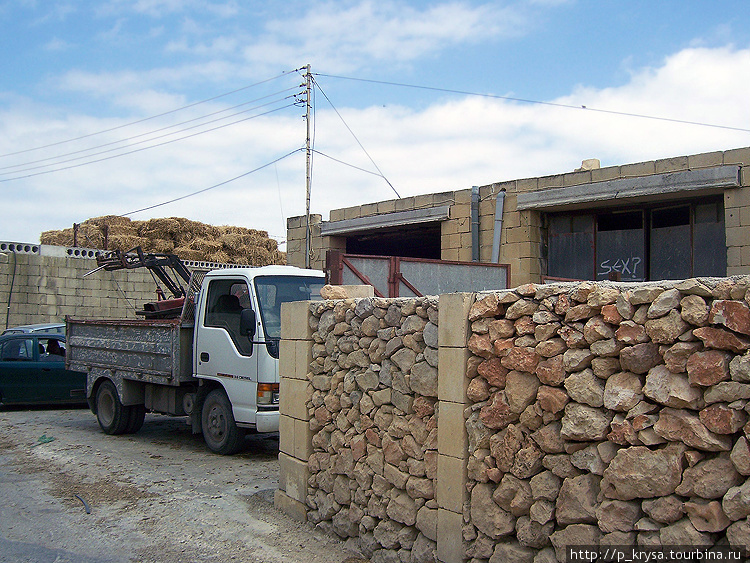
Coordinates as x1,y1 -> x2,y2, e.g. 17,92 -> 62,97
1,0 -> 749,250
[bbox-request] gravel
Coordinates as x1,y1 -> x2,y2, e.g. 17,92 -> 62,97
0,407 -> 364,563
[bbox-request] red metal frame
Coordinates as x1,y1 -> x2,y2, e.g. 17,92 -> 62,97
326,250 -> 511,298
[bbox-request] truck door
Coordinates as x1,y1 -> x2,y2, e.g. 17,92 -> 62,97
195,278 -> 258,424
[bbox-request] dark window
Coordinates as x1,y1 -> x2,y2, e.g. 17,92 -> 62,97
596,211 -> 645,281
547,199 -> 726,281
693,201 -> 727,276
204,279 -> 254,356
547,214 -> 595,280
650,206 -> 691,280
40,337 -> 66,361
346,223 -> 441,259
1,338 -> 34,361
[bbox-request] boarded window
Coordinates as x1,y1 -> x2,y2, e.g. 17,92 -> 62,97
650,206 -> 691,280
693,201 -> 727,276
596,211 -> 645,282
547,198 -> 726,281
547,214 -> 594,280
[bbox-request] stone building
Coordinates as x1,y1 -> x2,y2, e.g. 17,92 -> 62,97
286,146 -> 750,287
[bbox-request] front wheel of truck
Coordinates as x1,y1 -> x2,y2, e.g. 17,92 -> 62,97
96,380 -> 129,435
201,389 -> 246,455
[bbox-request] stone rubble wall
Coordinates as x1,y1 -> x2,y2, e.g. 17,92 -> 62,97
276,277 -> 750,563
305,296 -> 441,563
466,278 -> 750,562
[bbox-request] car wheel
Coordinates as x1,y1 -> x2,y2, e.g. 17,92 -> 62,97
95,380 -> 129,435
124,405 -> 146,434
201,389 -> 245,455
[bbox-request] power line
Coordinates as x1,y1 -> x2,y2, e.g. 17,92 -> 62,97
0,96 -> 299,178
0,68 -> 304,160
0,103 -> 297,182
120,148 -> 304,217
311,76 -> 400,198
312,149 -> 391,178
315,72 -> 750,134
0,86 -> 302,173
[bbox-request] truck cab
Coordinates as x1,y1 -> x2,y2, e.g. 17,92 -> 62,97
193,266 -> 324,452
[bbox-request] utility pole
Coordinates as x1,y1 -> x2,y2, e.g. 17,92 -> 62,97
304,64 -> 312,269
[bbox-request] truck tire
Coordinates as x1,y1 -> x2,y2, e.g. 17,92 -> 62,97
201,389 -> 246,455
124,405 -> 146,434
95,380 -> 130,435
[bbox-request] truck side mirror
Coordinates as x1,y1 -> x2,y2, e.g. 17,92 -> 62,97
240,308 -> 256,339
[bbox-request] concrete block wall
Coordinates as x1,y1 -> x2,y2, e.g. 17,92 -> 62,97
436,293 -> 473,563
724,148 -> 750,275
482,147 -> 750,283
286,214 -> 324,270
277,300 -> 317,518
0,244 -> 159,329
0,242 -> 244,329
287,147 -> 750,285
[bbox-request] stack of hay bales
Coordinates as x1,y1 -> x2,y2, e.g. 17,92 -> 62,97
40,216 -> 285,266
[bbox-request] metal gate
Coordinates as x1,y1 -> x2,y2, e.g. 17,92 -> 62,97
326,251 -> 510,298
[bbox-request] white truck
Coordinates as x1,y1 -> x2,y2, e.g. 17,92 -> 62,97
66,264 -> 324,454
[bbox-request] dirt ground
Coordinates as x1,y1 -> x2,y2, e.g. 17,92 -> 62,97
0,407 -> 364,563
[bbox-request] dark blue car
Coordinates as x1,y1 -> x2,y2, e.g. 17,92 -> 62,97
0,332 -> 86,405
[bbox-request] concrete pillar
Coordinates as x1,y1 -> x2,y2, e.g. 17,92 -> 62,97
436,292 -> 473,563
275,300 -> 314,521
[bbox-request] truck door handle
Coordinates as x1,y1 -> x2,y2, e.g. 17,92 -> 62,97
200,352 -> 209,362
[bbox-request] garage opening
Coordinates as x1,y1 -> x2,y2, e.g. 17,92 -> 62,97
344,223 -> 441,259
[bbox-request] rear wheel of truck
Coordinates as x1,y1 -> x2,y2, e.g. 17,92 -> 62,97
124,405 -> 146,434
95,380 -> 130,435
201,389 -> 245,455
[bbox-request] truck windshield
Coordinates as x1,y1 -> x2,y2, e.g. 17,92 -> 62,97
254,276 -> 325,340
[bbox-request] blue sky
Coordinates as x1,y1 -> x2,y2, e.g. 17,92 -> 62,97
1,0 -> 749,248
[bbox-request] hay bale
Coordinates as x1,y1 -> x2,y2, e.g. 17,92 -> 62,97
148,239 -> 176,253
172,247 -> 204,262
40,215 -> 286,266
138,218 -> 182,241
40,230 -> 74,246
107,234 -> 149,251
188,239 -> 222,255
206,250 -> 231,264
173,218 -> 221,244
90,215 -> 132,228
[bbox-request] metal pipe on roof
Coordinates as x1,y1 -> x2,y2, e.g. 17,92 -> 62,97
471,186 -> 480,262
491,190 -> 506,263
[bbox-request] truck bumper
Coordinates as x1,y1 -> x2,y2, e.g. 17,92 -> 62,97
255,410 -> 279,433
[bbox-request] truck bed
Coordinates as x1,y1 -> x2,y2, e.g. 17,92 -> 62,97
66,317 -> 195,388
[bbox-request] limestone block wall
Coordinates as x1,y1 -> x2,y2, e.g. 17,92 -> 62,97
465,278 -> 750,561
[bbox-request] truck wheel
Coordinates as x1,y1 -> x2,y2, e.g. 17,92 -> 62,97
95,380 -> 130,435
201,389 -> 245,455
125,405 -> 146,434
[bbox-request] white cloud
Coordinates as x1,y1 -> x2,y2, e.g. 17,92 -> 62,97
2,44 -> 749,248
243,1 -> 532,72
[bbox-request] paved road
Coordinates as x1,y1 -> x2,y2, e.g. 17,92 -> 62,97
0,407 -> 361,563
